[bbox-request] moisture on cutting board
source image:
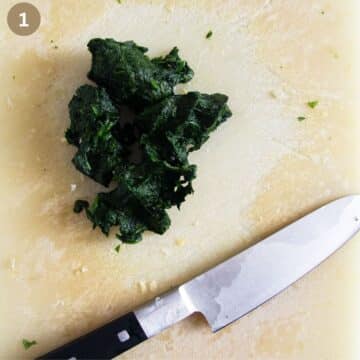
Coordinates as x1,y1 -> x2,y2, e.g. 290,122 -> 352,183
66,38 -> 232,243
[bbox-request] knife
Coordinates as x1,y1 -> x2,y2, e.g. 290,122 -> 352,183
38,195 -> 360,359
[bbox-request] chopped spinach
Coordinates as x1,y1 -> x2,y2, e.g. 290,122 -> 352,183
67,39 -> 231,243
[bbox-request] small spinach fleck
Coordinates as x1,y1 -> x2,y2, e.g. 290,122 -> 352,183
22,339 -> 37,350
307,100 -> 319,109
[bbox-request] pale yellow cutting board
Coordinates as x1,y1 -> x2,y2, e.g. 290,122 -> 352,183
1,1 -> 360,359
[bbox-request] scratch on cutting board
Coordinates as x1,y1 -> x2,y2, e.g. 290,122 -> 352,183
230,0 -> 273,29
270,138 -> 313,162
249,0 -> 273,23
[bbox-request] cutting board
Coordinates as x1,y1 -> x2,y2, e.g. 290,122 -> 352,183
1,1 -> 360,359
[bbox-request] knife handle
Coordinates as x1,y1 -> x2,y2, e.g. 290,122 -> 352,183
37,312 -> 147,360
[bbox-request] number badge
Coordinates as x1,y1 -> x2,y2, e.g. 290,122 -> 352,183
7,2 -> 40,36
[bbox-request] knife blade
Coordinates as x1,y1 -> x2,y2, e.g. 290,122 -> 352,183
39,195 -> 360,359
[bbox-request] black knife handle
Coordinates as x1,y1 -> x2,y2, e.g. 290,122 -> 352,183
37,312 -> 147,359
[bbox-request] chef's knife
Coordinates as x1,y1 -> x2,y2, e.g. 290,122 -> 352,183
38,195 -> 360,359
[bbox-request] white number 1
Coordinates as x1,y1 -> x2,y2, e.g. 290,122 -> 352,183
19,12 -> 29,28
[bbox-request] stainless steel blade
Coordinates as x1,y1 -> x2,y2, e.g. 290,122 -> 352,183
179,195 -> 360,331
135,195 -> 360,337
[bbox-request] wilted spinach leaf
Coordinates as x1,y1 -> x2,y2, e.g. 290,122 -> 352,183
138,92 -> 231,165
87,38 -> 193,109
66,85 -> 128,186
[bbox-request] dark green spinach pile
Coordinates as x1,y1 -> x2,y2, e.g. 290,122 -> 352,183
67,38 -> 232,243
